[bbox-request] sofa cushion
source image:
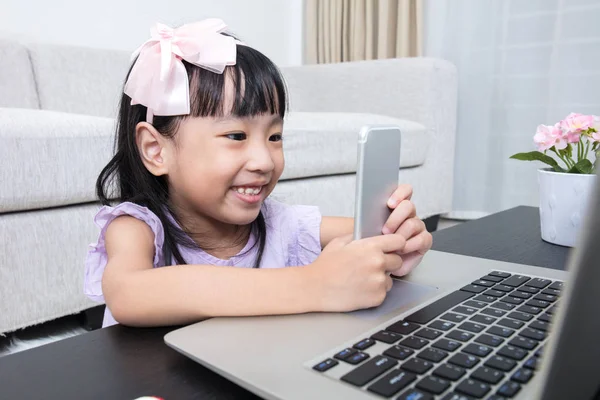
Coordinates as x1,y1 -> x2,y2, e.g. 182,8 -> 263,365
281,112 -> 428,180
0,108 -> 427,212
0,38 -> 39,109
28,43 -> 131,119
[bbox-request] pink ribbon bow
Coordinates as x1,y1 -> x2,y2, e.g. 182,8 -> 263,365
124,19 -> 238,123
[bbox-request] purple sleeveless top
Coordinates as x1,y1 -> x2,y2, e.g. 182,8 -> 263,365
84,198 -> 322,327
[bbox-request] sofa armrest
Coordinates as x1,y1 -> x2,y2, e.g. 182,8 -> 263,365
0,107 -> 114,213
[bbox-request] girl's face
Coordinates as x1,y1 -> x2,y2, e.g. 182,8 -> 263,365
167,111 -> 284,228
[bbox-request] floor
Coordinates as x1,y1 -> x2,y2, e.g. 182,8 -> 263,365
0,217 -> 465,358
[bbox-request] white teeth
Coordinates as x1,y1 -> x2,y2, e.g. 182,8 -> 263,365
234,186 -> 262,195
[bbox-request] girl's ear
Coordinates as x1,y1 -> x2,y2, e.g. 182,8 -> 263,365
135,122 -> 170,176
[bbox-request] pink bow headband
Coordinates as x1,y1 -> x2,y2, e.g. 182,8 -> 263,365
124,19 -> 239,123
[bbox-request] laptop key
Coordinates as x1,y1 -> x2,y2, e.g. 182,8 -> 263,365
416,375 -> 451,395
371,330 -> 402,344
418,347 -> 449,363
471,366 -> 504,384
415,328 -> 443,340
429,320 -> 456,331
387,320 -> 421,335
480,275 -> 504,283
473,295 -> 497,303
446,330 -> 475,342
502,275 -> 530,287
464,300 -> 488,309
448,353 -> 480,369
485,356 -> 517,372
334,348 -> 357,361
470,314 -> 497,325
404,290 -> 475,324
399,336 -> 429,350
487,326 -> 515,338
490,271 -> 511,278
547,304 -> 559,315
472,279 -> 495,287
518,286 -> 540,294
441,313 -> 469,323
500,297 -> 524,305
525,299 -> 550,308
507,311 -> 533,322
463,343 -> 493,357
353,338 -> 376,350
346,352 -> 370,365
397,388 -> 433,400
475,334 -> 504,347
453,306 -> 478,315
340,355 -> 398,386
458,322 -> 486,333
433,339 -> 462,352
492,284 -> 514,293
313,358 -> 338,372
538,313 -> 553,323
383,345 -> 414,361
520,328 -> 546,341
517,305 -> 542,315
529,320 -> 550,332
525,278 -> 551,289
367,368 -> 416,397
401,357 -> 433,374
442,393 -> 478,400
497,345 -> 527,361
511,368 -> 534,383
488,396 -> 509,400
497,381 -> 521,398
524,356 -> 538,370
541,288 -> 560,297
509,336 -> 537,350
497,318 -> 524,330
461,284 -> 487,294
534,293 -> 557,302
548,281 -> 564,290
483,289 -> 505,298
510,291 -> 532,300
434,364 -> 466,381
481,308 -> 506,318
535,345 -> 544,357
455,378 -> 491,398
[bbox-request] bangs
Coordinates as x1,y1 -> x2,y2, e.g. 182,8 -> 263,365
186,44 -> 286,119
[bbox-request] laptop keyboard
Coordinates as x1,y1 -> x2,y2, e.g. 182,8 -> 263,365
310,271 -> 563,399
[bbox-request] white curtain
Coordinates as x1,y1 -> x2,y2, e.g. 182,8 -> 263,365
424,0 -> 600,220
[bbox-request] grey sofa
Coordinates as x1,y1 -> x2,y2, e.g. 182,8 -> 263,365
0,37 -> 457,334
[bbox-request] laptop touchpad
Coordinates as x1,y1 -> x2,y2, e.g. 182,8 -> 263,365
348,279 -> 438,320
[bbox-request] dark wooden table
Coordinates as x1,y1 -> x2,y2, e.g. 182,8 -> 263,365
0,206 -> 571,400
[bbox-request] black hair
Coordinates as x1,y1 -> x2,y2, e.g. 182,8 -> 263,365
96,40 -> 287,268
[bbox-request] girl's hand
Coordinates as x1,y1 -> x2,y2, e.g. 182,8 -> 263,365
382,184 -> 433,277
308,233 -> 407,312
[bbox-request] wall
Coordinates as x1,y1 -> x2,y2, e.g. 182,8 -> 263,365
0,0 -> 304,66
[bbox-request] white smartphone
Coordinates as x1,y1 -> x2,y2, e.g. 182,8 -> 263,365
353,125 -> 402,240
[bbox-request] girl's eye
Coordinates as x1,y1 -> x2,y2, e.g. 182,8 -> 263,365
226,132 -> 246,141
269,133 -> 283,142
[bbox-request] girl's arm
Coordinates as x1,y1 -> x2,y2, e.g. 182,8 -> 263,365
320,216 -> 354,248
102,216 -> 320,327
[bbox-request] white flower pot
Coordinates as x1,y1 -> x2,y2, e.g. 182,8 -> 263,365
538,168 -> 597,247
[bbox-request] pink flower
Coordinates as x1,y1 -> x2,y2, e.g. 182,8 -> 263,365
591,115 -> 600,143
560,112 -> 594,133
534,124 -> 567,151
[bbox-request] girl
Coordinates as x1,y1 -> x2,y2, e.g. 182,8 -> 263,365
84,19 -> 433,328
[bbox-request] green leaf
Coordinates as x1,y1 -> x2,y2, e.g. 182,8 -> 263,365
510,151 -> 564,172
569,159 -> 594,174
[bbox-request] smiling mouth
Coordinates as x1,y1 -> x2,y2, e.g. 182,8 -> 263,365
231,186 -> 264,196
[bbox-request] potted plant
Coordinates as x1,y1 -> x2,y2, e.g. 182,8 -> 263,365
511,113 -> 599,247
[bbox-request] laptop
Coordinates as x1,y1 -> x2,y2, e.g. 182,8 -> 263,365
165,165 -> 600,400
